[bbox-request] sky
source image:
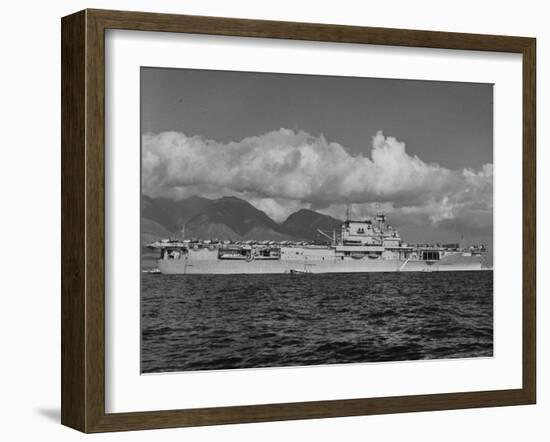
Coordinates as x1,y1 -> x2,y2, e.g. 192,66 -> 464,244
141,67 -> 493,248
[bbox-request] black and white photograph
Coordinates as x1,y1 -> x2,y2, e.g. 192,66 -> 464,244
140,67 -> 494,374
2,0 -> 544,437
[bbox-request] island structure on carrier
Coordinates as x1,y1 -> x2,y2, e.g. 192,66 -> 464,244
146,210 -> 488,274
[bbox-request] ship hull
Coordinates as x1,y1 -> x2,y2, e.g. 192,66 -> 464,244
157,254 -> 484,275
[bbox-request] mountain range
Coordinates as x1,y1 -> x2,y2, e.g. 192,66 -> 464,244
141,195 -> 342,245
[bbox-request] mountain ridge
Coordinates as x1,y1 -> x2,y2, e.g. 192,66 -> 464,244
282,208 -> 342,241
140,195 -> 342,242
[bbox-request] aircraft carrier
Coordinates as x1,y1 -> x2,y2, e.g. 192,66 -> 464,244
146,212 -> 487,274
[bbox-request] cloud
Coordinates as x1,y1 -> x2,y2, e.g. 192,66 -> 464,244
142,129 -> 492,232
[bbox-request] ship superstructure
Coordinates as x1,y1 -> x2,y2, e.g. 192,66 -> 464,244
146,211 -> 487,274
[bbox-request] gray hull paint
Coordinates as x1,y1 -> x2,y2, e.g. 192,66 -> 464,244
157,254 -> 484,274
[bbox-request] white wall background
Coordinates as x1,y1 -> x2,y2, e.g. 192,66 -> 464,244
0,0 -> 546,440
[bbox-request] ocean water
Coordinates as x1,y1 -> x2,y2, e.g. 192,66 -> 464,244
141,271 -> 493,373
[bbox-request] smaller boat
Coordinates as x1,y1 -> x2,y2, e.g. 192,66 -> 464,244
287,268 -> 310,275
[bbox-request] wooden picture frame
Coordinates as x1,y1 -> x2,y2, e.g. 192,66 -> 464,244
61,8 -> 536,433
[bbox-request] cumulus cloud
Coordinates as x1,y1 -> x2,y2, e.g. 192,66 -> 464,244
142,128 -> 492,232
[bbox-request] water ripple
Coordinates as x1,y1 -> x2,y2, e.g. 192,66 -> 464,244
141,271 -> 493,373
